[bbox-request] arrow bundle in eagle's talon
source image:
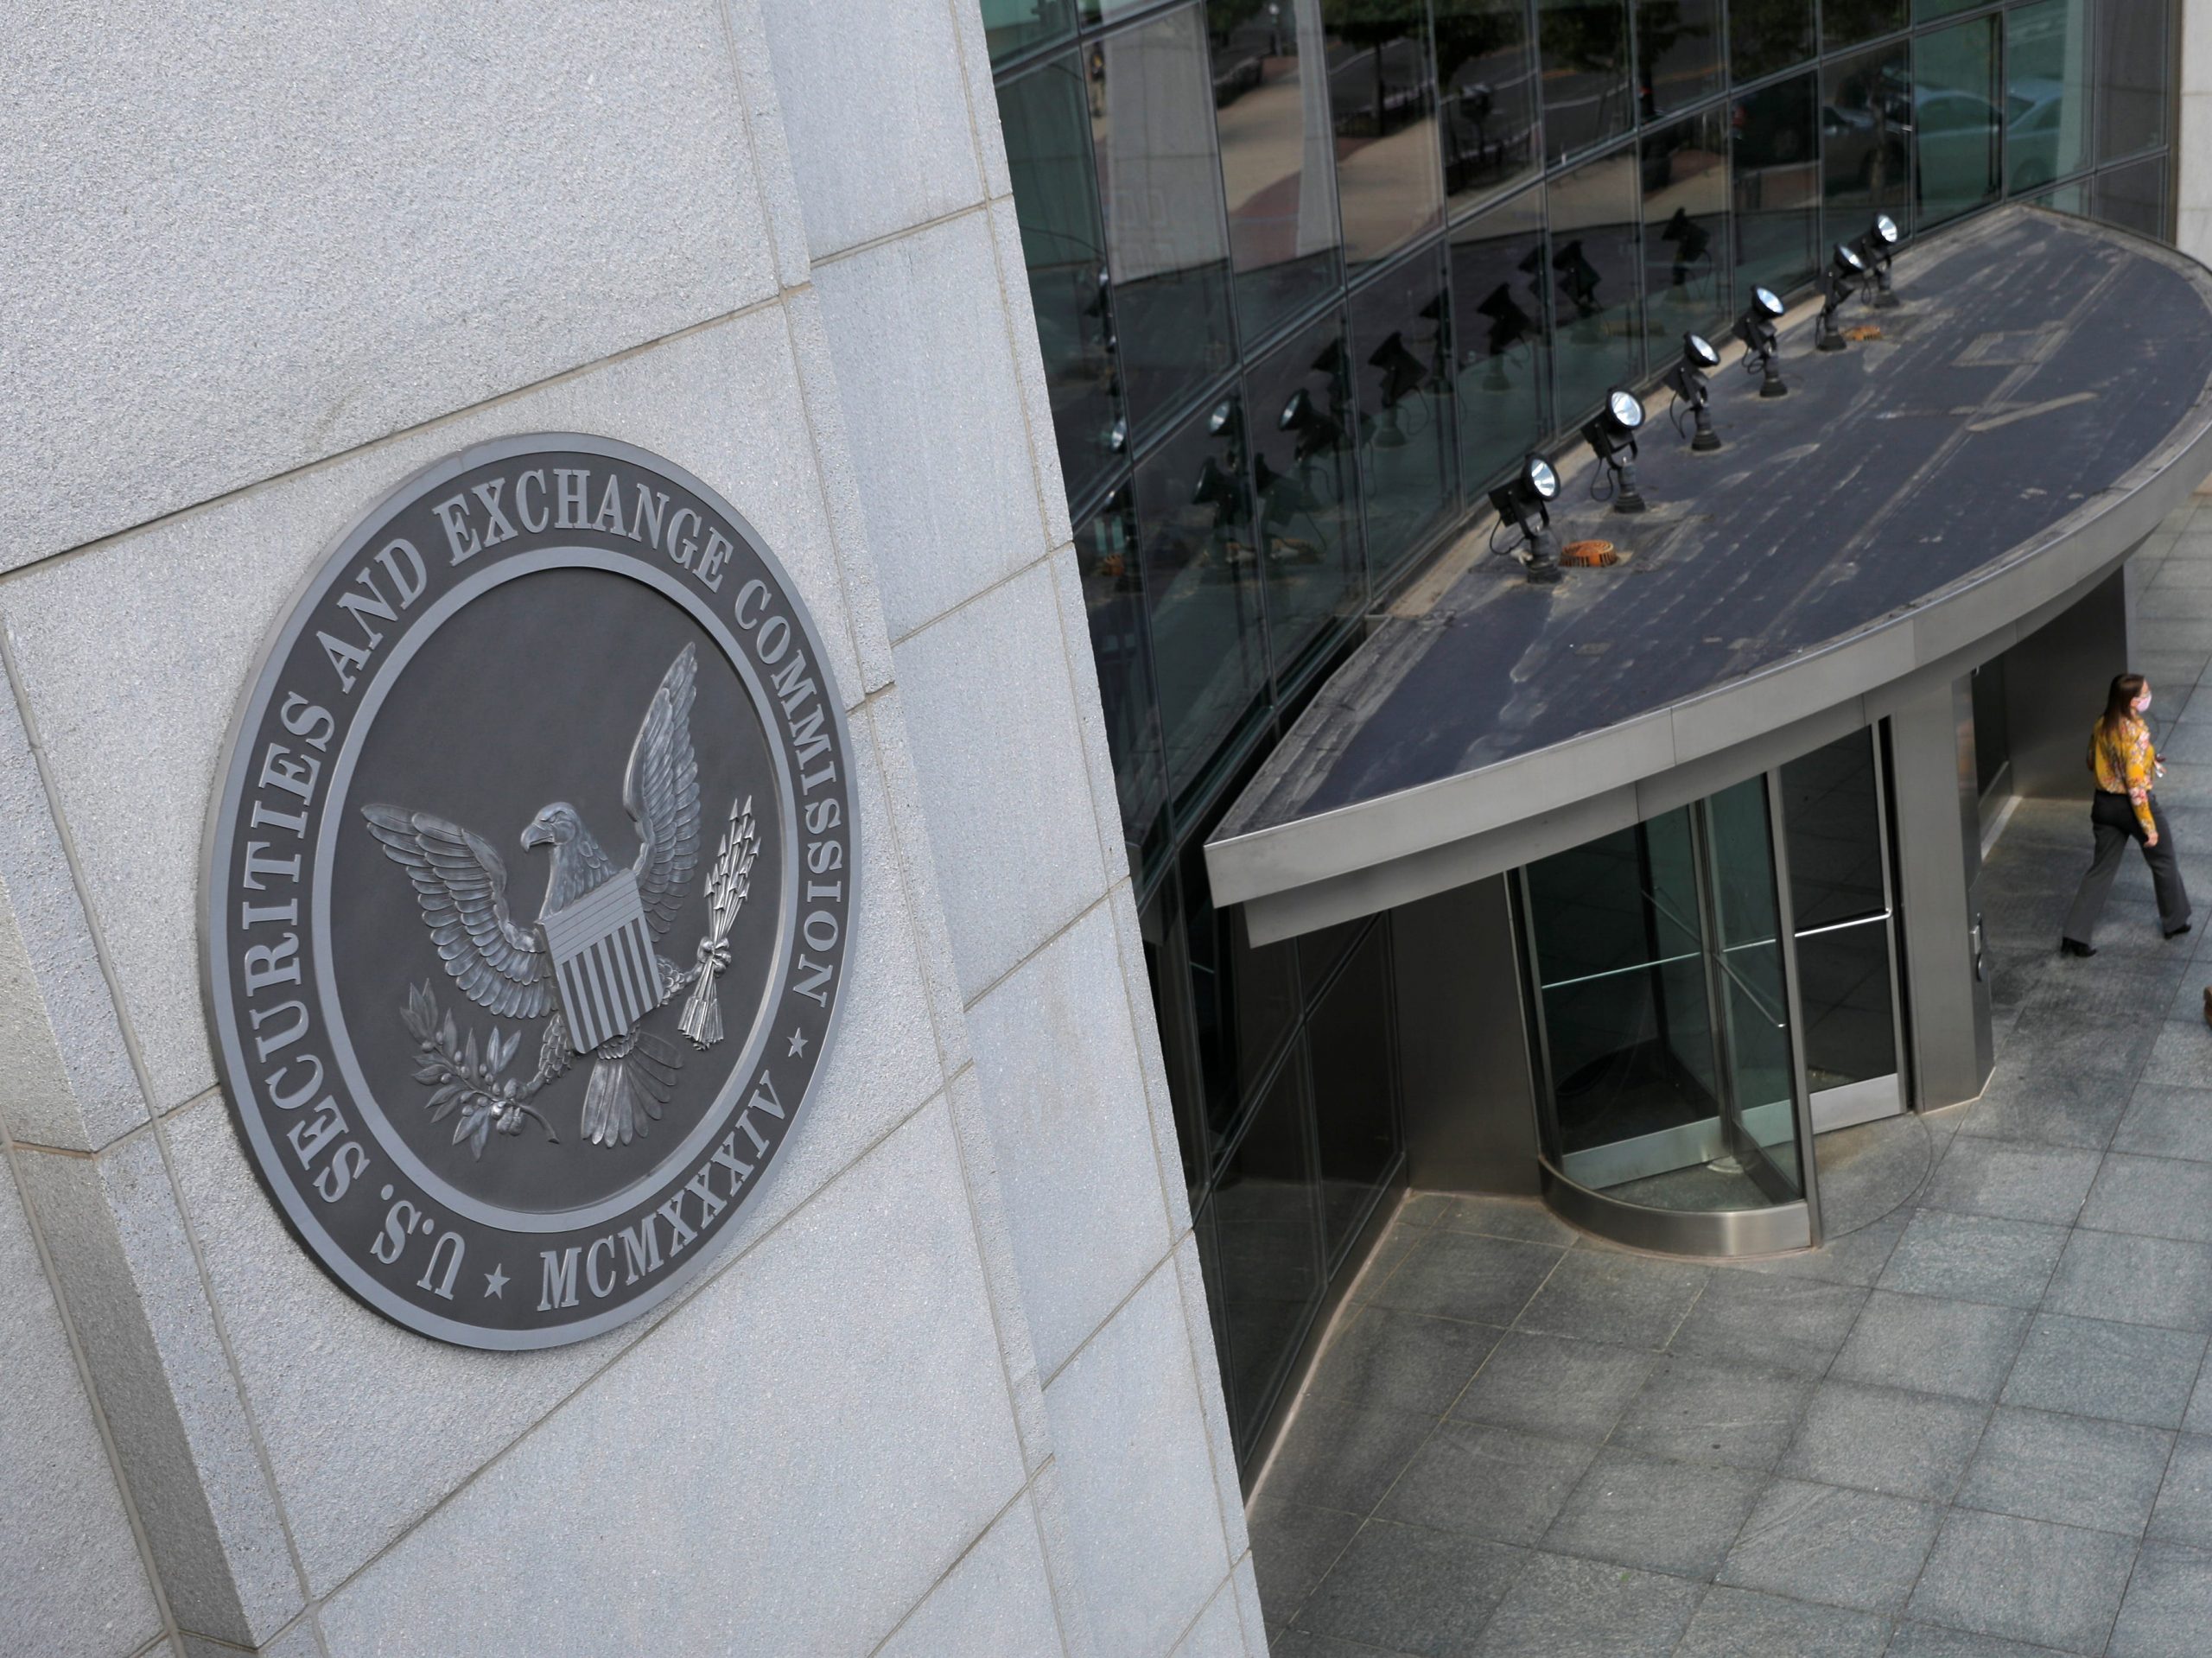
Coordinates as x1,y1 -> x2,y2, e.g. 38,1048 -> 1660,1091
680,794 -> 759,1049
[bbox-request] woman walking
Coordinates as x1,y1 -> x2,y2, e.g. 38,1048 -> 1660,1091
2062,673 -> 2191,956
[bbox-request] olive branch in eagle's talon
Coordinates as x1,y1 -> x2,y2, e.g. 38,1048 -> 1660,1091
401,981 -> 560,1158
679,795 -> 760,1049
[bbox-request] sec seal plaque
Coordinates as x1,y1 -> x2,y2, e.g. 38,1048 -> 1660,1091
203,435 -> 855,1347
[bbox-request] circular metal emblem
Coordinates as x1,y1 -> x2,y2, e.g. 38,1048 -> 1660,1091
203,435 -> 855,1347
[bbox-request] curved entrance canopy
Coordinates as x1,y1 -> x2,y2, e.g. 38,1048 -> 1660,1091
1206,207 -> 2212,946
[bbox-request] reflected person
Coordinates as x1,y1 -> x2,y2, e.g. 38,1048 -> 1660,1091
2062,673 -> 2190,956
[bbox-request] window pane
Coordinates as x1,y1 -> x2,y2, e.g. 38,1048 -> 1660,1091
1307,923 -> 1401,1263
1913,17 -> 2001,230
1142,871 -> 1207,1197
1435,0 -> 1541,215
2094,156 -> 2167,240
1325,0 -> 1446,267
1208,0 -> 1343,344
996,54 -> 1127,510
1641,109 -> 1730,352
1136,396 -> 1269,796
1821,42 -> 1910,248
1781,733 -> 1885,930
2097,0 -> 2169,164
1180,837 -> 1303,1148
1351,245 -> 1458,581
1733,71 -> 1819,301
2027,179 -> 2089,217
1548,145 -> 1642,424
1092,6 -> 1238,435
1637,0 -> 1722,121
1248,311 -> 1368,683
1076,488 -> 1171,871
1538,0 -> 1632,165
1912,0 -> 1982,20
981,0 -> 1074,65
2006,0 -> 2092,196
1729,0 -> 1813,85
1823,0 -> 1904,51
1451,185 -> 1551,497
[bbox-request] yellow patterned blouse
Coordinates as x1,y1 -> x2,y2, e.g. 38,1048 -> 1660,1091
2092,715 -> 2160,837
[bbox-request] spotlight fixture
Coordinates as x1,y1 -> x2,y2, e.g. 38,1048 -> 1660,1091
1486,454 -> 1563,584
1659,206 -> 1711,293
1853,212 -> 1903,308
1278,386 -> 1344,463
1732,286 -> 1788,398
1554,238 -> 1605,341
1580,386 -> 1649,513
1663,333 -> 1724,453
1472,283 -> 1536,391
1815,242 -> 1869,353
1368,331 -> 1427,449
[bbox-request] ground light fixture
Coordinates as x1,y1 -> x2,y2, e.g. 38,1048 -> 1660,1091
1581,387 -> 1648,512
1659,206 -> 1712,296
1664,333 -> 1724,452
1487,454 -> 1563,584
1815,242 -> 1869,353
1733,286 -> 1789,397
1472,282 -> 1537,391
1855,212 -> 1903,308
1278,384 -> 1344,464
1368,331 -> 1427,448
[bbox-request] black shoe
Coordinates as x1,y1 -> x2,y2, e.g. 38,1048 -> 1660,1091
2061,938 -> 2097,957
2171,924 -> 2196,940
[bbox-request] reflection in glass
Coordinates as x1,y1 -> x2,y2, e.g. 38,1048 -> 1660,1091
1136,396 -> 1269,798
2098,0 -> 2169,165
2094,157 -> 2167,240
1324,0 -> 1446,267
1434,0 -> 1540,214
996,54 -> 1126,511
2028,179 -> 2089,217
2006,0 -> 2091,196
1637,0 -> 1721,121
1640,111 -> 1730,348
1141,872 -> 1207,1197
1206,1053 -> 1321,1455
1351,247 -> 1458,581
1451,187 -> 1551,498
1702,777 -> 1799,1194
1075,489 -> 1171,873
981,0 -> 1074,66
1729,0 -> 1813,86
1090,6 -> 1238,435
1537,0 -> 1632,165
1732,72 -> 1819,303
1179,835 -> 1302,1150
1247,312 -> 1367,684
1208,0 -> 1343,344
1782,734 -> 1898,1096
1548,146 -> 1641,424
1307,924 -> 1401,1263
1821,43 -> 1910,246
1822,0 -> 1904,50
1914,18 -> 2001,229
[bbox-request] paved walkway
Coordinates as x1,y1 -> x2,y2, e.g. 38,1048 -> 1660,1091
1249,504 -> 2212,1656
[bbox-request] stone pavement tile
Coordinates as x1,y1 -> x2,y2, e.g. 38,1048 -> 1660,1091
1779,1381 -> 1988,1503
1981,1008 -> 2161,1079
1729,1210 -> 1908,1288
1919,1139 -> 2101,1226
2081,1153 -> 2212,1242
1438,1195 -> 1578,1247
1447,1330 -> 1656,1444
1876,1210 -> 2069,1309
1351,1224 -> 1427,1306
2042,1229 -> 2212,1330
1540,1447 -> 1765,1579
1669,1270 -> 1869,1375
1718,1479 -> 1942,1614
1376,1421 -> 1598,1548
1904,1509 -> 2136,1654
1294,1519 -> 1523,1656
1469,1551 -> 1701,1658
2139,1020 -> 2212,1091
1884,1623 -> 2069,1655
1955,1407 -> 2174,1536
1675,1587 -> 1887,1658
1961,1064 -> 2133,1150
1831,1292 -> 2031,1402
1610,1353 -> 1814,1471
2001,1314 -> 2208,1429
1248,1498 -> 1362,1633
1370,1231 -> 1565,1328
1270,1631 -> 1419,1658
2149,1433 -> 2212,1551
1260,1398 -> 1437,1514
1305,1306 -> 1502,1417
2028,959 -> 2193,1025
1511,1249 -> 1707,1350
2107,1540 -> 2212,1658
2183,1361 -> 2212,1435
1399,1192 -> 1452,1227
2112,1083 -> 2212,1165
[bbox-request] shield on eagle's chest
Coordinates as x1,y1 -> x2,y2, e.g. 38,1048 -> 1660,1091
539,870 -> 664,1054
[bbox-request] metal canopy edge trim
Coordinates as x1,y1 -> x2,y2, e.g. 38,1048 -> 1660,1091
1213,211 -> 2212,943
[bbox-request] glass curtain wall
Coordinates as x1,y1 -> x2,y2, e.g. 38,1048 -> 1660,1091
992,0 -> 2179,1471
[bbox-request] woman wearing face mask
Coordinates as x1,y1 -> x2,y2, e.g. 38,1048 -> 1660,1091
2062,673 -> 2190,956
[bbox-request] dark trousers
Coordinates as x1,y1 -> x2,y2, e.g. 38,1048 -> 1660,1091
2063,791 -> 2190,943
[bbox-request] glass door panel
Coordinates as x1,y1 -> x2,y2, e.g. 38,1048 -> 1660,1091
1702,776 -> 1802,1200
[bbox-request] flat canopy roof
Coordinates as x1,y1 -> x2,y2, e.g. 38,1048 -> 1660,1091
1208,207 -> 2212,944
